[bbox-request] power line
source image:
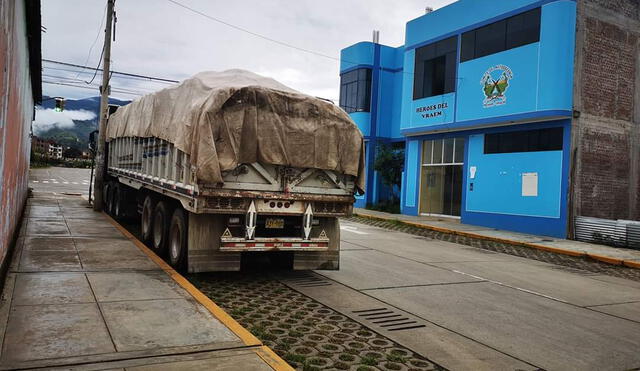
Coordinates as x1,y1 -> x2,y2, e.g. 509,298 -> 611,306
43,66 -> 176,85
42,80 -> 145,97
167,0 -> 341,62
44,74 -> 157,95
85,44 -> 106,85
43,80 -> 144,96
75,3 -> 108,79
43,59 -> 180,83
164,0 -> 417,76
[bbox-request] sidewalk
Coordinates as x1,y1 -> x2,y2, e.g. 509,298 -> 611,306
0,192 -> 289,370
354,208 -> 640,269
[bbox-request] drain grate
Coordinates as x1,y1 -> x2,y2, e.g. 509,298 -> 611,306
354,307 -> 426,331
283,273 -> 333,287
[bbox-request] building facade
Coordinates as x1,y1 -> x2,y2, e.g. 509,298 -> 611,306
49,143 -> 62,159
31,135 -> 52,155
0,0 -> 41,271
340,0 -> 639,238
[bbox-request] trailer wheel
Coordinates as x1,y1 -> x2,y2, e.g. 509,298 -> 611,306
151,201 -> 170,256
168,208 -> 188,270
103,183 -> 112,215
141,195 -> 156,243
112,183 -> 123,219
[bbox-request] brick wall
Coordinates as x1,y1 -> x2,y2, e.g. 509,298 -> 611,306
582,18 -> 637,121
588,0 -> 639,20
572,0 -> 640,222
577,120 -> 631,219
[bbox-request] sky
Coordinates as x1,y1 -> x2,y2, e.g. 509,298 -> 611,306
41,0 -> 456,103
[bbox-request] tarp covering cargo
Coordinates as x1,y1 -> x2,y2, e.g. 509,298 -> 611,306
106,69 -> 365,191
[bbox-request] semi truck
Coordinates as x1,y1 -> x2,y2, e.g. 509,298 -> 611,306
102,70 -> 365,272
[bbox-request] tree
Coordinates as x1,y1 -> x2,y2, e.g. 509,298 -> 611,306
373,142 -> 405,199
63,147 -> 82,159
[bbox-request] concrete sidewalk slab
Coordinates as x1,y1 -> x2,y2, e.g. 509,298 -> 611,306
432,260 -> 640,307
13,273 -> 94,305
367,281 -> 640,371
87,272 -> 189,302
341,221 -> 513,264
3,303 -> 115,363
319,249 -> 481,290
355,208 -> 640,269
0,194 -> 289,370
100,298 -> 238,352
20,249 -> 83,271
23,236 -> 76,250
588,302 -> 640,322
27,205 -> 63,218
25,219 -> 69,236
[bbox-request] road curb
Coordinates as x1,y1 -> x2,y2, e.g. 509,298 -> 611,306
104,213 -> 294,371
353,212 -> 640,270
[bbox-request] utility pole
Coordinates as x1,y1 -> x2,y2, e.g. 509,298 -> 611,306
93,0 -> 115,211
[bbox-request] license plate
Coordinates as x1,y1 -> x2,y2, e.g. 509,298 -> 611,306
265,218 -> 284,229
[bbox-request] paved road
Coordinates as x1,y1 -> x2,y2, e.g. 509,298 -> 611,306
306,220 -> 640,370
29,167 -> 92,196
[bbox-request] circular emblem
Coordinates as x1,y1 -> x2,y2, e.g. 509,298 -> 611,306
480,64 -> 513,108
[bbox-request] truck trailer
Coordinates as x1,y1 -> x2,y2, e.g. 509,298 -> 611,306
102,70 -> 365,272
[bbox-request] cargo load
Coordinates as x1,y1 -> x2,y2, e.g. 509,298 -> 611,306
102,69 -> 365,272
106,69 -> 365,191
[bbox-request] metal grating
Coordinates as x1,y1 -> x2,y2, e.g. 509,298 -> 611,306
575,216 -> 640,250
353,308 -> 426,332
283,273 -> 333,287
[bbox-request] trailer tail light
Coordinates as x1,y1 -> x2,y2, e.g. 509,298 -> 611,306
256,199 -> 304,214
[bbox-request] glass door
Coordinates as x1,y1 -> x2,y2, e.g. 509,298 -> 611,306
419,138 -> 465,217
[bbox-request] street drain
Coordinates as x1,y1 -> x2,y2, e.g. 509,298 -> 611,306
283,273 -> 333,287
354,308 -> 426,332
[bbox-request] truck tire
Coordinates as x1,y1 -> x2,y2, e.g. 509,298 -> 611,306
141,195 -> 156,243
112,183 -> 123,220
151,201 -> 171,256
103,183 -> 112,215
168,208 -> 188,270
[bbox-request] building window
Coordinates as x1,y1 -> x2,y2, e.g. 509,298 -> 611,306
339,68 -> 372,113
413,36 -> 457,100
484,127 -> 563,154
461,7 -> 541,62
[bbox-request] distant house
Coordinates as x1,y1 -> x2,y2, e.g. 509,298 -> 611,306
49,144 -> 62,159
31,136 -> 50,155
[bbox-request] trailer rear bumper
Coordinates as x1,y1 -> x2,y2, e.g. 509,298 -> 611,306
219,237 -> 329,252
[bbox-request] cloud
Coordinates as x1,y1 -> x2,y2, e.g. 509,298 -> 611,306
33,108 -> 97,134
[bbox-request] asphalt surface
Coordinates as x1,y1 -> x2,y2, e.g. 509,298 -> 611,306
29,167 -> 92,196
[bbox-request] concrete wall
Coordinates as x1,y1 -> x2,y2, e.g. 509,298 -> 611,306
571,0 -> 640,223
340,42 -> 405,206
400,0 -> 576,135
0,0 -> 36,269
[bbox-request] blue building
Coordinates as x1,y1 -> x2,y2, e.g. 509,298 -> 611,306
340,0 -> 640,239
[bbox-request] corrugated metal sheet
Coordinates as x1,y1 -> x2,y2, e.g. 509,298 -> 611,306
0,0 -> 37,268
575,216 -> 640,249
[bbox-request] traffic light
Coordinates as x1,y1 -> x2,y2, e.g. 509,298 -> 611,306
54,98 -> 65,112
